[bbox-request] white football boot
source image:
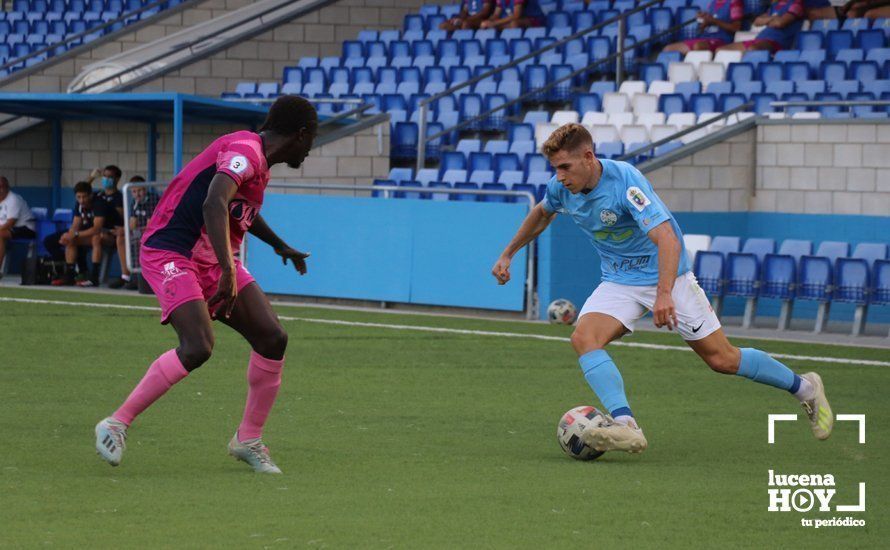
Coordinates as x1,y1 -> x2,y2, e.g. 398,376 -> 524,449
95,417 -> 128,466
800,372 -> 833,440
581,416 -> 648,454
227,434 -> 282,474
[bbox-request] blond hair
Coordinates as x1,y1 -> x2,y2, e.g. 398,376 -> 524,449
541,123 -> 594,158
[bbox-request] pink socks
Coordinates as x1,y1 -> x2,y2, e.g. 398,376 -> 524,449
113,349 -> 189,426
237,351 -> 284,442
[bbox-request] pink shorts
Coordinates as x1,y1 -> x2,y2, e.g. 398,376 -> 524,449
140,245 -> 255,324
683,38 -> 727,51
743,39 -> 783,53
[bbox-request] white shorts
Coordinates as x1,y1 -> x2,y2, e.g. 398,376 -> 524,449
578,272 -> 721,341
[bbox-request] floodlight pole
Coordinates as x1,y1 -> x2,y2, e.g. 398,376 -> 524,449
616,15 -> 625,87
416,104 -> 428,174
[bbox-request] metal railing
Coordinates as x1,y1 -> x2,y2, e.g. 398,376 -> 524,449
618,102 -> 754,162
0,0 -> 181,75
771,99 -> 890,114
415,0 -> 698,171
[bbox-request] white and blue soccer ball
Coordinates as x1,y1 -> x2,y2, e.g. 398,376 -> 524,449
547,299 -> 577,325
557,406 -> 606,461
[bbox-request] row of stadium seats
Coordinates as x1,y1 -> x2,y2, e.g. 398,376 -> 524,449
0,1 -> 179,75
689,236 -> 890,331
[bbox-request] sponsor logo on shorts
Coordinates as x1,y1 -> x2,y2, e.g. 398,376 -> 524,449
162,261 -> 185,283
691,321 -> 705,333
599,209 -> 618,226
627,186 -> 651,212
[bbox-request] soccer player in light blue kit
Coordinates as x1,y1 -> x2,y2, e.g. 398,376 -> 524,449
492,124 -> 833,454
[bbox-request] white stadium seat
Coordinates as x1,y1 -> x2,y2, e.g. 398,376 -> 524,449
602,92 -> 630,114
581,111 -> 609,126
649,124 -> 679,142
620,124 -> 649,144
607,112 -> 635,129
791,111 -> 822,119
697,112 -> 726,133
589,124 -> 620,145
684,50 -> 713,72
535,122 -> 559,148
714,50 -> 742,68
697,62 -> 726,87
667,112 -> 697,130
551,110 -> 580,125
683,234 -> 712,264
636,112 -> 666,131
668,62 -> 698,83
631,93 -> 659,115
618,80 -> 647,98
647,80 -> 675,96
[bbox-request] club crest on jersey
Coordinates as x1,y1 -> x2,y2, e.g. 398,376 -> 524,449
162,261 -> 185,283
627,186 -> 651,212
600,209 -> 618,226
228,155 -> 249,174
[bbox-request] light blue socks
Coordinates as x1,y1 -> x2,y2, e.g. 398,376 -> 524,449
578,350 -> 633,418
737,348 -> 802,394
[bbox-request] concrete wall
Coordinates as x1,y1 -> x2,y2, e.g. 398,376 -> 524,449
643,122 -> 890,217
134,0 -> 450,97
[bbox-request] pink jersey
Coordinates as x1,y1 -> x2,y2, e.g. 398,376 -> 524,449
142,131 -> 270,264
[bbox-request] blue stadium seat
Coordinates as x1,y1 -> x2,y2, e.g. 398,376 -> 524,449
451,182 -> 480,202
799,49 -> 827,73
653,141 -> 683,156
734,80 -> 763,99
760,240 -> 813,303
758,62 -> 783,83
548,64 -> 574,102
872,260 -> 890,307
857,29 -> 885,51
774,50 -> 800,64
866,47 -> 890,66
522,64 -> 549,103
820,60 -> 848,82
508,123 -> 535,143
510,183 -> 538,205
509,140 -> 535,160
690,93 -> 717,116
426,181 -> 452,201
480,183 -> 509,203
52,208 -> 73,230
456,139 -> 481,156
674,81 -> 701,102
498,170 -> 524,187
728,62 -> 755,85
469,169 -> 495,186
765,80 -> 794,98
597,142 -> 624,159
827,30 -> 854,57
784,61 -> 811,82
494,153 -> 522,176
391,122 -> 418,160
797,31 -> 824,51
706,81 -> 733,96
658,93 -> 686,115
459,93 -> 484,132
483,94 -> 508,132
796,80 -> 826,100
469,151 -> 493,173
834,257 -> 871,305
388,167 -> 413,183
694,251 -> 726,298
851,61 -> 880,81
441,151 -> 466,173
752,93 -> 778,115
484,140 -> 509,155
815,92 -> 845,117
524,154 -> 550,176
396,181 -> 424,200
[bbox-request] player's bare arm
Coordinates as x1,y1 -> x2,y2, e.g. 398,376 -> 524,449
647,220 -> 681,330
492,202 -> 555,285
203,172 -> 239,319
248,213 -> 309,275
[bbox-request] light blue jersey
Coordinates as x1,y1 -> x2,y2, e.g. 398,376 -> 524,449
541,158 -> 691,286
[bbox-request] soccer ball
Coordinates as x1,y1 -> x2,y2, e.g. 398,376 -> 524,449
557,406 -> 606,461
547,299 -> 577,325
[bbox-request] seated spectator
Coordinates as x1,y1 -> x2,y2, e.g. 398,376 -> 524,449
805,0 -> 839,19
479,0 -> 544,30
0,175 -> 36,277
44,181 -> 100,286
717,0 -> 805,53
122,176 -> 158,290
839,0 -> 890,18
664,0 -> 745,54
87,165 -> 132,289
440,0 -> 495,31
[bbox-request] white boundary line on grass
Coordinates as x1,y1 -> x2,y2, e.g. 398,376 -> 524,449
3,296 -> 889,367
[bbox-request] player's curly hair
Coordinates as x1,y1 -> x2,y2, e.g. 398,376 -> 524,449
74,181 -> 92,195
541,123 -> 594,158
260,95 -> 318,138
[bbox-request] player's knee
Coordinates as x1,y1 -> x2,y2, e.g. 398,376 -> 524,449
256,325 -> 288,359
570,329 -> 605,355
704,350 -> 739,374
179,335 -> 214,370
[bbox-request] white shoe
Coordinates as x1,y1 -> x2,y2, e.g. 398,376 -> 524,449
581,416 -> 648,454
800,372 -> 833,440
95,417 -> 128,466
227,434 -> 282,474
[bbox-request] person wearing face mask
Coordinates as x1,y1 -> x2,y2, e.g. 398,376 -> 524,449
86,165 -> 132,288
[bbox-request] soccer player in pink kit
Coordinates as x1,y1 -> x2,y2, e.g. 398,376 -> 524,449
94,96 -> 317,473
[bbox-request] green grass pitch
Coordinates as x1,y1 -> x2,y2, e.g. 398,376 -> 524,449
0,286 -> 887,548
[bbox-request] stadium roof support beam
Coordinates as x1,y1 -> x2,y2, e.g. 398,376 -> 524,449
0,92 -> 269,208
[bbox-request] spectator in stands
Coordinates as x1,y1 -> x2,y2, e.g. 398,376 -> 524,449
87,165 -> 132,289
122,176 -> 158,290
663,0 -> 745,54
440,0 -> 495,31
804,0 -> 839,19
839,0 -> 890,18
44,181 -> 100,286
479,0 -> 544,29
717,0 -> 805,53
0,175 -> 36,277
